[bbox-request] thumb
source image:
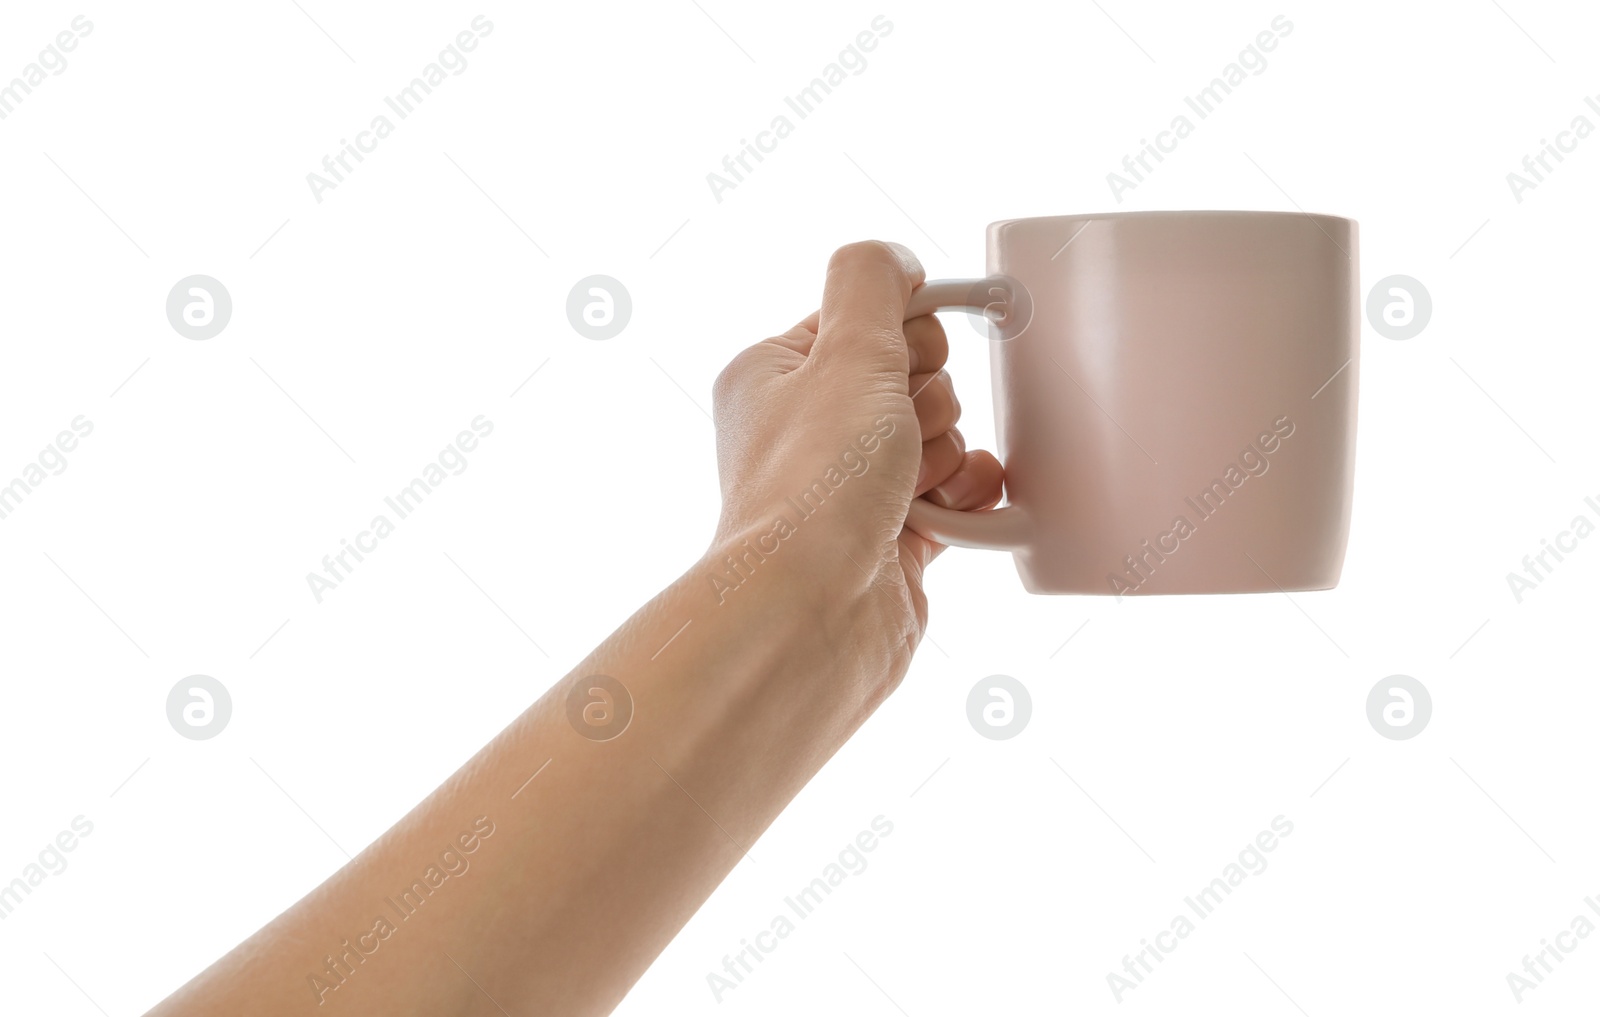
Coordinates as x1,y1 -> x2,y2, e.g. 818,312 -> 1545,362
808,240 -> 924,374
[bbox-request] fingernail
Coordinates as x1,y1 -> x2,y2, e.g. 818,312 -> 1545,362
929,469 -> 975,508
907,345 -> 921,374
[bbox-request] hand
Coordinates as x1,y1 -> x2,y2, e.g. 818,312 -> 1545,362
709,240 -> 1004,667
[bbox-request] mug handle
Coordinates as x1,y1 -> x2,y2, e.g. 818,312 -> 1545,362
900,278 -> 1030,552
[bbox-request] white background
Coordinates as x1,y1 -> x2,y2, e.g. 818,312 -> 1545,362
1,1 -> 1597,1014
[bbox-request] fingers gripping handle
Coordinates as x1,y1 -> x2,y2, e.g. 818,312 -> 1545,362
900,278 -> 1030,551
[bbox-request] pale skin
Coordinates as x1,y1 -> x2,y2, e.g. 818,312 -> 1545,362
143,241 -> 1004,1016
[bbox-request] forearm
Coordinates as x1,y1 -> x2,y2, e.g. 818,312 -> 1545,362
146,524 -> 896,1016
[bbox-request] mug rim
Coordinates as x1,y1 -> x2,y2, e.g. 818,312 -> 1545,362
990,209 -> 1357,230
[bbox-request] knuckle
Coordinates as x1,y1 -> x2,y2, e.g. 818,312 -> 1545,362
711,349 -> 757,407
829,239 -> 898,271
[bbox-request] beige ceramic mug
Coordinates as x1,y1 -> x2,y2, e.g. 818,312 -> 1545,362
901,210 -> 1359,595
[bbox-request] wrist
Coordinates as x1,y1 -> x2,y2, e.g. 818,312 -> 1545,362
602,525 -> 886,799
695,514 -> 910,708
702,509 -> 883,619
